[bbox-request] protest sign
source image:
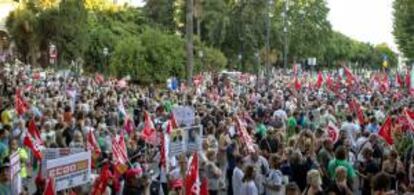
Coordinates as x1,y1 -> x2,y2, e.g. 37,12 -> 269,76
10,151 -> 21,195
184,125 -> 203,152
168,125 -> 203,157
43,148 -> 85,160
43,151 -> 91,192
168,128 -> 185,157
172,106 -> 195,127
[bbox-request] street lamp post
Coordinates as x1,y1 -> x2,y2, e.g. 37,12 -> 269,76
103,47 -> 109,76
198,50 -> 204,69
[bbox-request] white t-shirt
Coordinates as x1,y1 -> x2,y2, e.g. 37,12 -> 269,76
232,167 -> 244,195
340,122 -> 360,146
240,180 -> 259,195
273,109 -> 288,122
265,169 -> 284,195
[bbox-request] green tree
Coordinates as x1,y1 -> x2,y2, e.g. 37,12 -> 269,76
375,43 -> 398,68
393,0 -> 414,62
284,0 -> 331,63
6,6 -> 38,65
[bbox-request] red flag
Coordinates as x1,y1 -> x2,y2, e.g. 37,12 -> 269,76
28,119 -> 43,144
160,132 -> 167,170
326,74 -> 333,90
315,72 -> 323,89
235,117 -> 255,152
141,111 -> 157,144
349,98 -> 365,125
406,71 -> 411,89
343,66 -> 355,85
23,134 -> 43,160
378,116 -> 393,145
112,131 -> 128,174
91,164 -> 112,195
43,177 -> 55,195
15,89 -> 29,116
200,177 -> 209,195
95,73 -> 104,84
87,129 -> 101,156
166,120 -> 173,134
327,121 -> 339,143
294,77 -> 301,91
185,153 -> 199,195
396,73 -> 403,87
404,108 -> 414,131
124,117 -> 134,135
380,73 -> 390,92
170,113 -> 179,129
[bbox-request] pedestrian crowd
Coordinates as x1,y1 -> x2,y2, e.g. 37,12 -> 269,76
0,62 -> 414,195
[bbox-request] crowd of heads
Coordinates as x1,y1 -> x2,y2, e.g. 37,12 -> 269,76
0,63 -> 414,195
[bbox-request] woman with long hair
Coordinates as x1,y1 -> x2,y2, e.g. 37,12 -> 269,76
241,165 -> 258,195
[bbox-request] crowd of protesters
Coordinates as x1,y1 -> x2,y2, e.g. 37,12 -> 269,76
1,61 -> 414,195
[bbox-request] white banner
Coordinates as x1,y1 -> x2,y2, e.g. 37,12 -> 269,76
10,151 -> 21,195
185,125 -> 203,153
168,125 -> 203,157
168,128 -> 185,157
43,151 -> 91,191
43,148 -> 85,160
172,106 -> 195,127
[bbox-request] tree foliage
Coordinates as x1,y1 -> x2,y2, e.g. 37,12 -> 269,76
6,0 -> 400,83
393,0 -> 414,62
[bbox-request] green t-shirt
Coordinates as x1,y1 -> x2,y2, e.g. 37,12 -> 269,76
256,123 -> 267,138
287,117 -> 297,138
327,159 -> 356,181
164,100 -> 172,113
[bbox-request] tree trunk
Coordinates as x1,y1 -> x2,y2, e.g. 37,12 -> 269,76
197,18 -> 201,38
186,0 -> 194,86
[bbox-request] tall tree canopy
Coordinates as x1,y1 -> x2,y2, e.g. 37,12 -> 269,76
393,0 -> 414,62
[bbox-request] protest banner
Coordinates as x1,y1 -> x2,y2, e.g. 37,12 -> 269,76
42,148 -> 85,173
10,151 -> 21,195
184,125 -> 203,152
168,125 -> 203,157
43,148 -> 85,160
172,106 -> 195,127
43,151 -> 91,192
168,128 -> 185,157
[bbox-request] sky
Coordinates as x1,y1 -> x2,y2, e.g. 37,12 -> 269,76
327,0 -> 397,52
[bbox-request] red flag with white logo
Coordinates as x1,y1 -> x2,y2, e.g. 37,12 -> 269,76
327,121 -> 339,143
23,134 -> 43,160
343,66 -> 356,86
404,108 -> 414,131
185,153 -> 199,195
141,111 -> 157,144
28,119 -> 43,145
